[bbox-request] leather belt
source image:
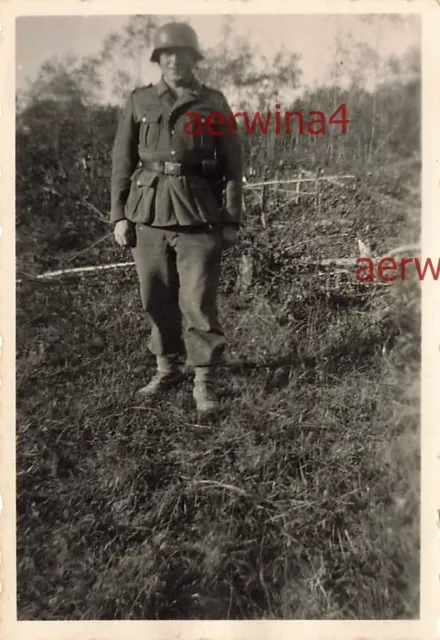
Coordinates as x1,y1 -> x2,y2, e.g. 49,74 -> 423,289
140,159 -> 204,177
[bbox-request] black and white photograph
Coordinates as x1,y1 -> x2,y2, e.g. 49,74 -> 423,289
1,2 -> 438,636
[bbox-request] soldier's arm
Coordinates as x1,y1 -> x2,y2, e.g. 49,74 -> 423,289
110,92 -> 139,225
215,93 -> 244,227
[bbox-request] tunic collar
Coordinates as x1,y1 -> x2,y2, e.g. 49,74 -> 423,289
156,75 -> 203,99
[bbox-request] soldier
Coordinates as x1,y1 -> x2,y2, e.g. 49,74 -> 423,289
110,22 -> 243,415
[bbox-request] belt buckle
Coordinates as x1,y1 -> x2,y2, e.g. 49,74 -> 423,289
164,161 -> 181,176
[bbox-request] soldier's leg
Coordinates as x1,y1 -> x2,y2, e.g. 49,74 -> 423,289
173,228 -> 225,413
173,227 -> 225,367
131,224 -> 185,360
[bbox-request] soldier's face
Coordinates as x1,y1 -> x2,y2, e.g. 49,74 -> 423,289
159,49 -> 196,85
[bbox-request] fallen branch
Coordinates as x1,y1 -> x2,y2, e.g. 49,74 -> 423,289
384,243 -> 420,257
64,232 -> 112,263
14,257 -> 359,283
267,195 -> 302,216
17,261 -> 135,283
38,184 -> 109,222
274,188 -> 318,195
80,199 -> 109,222
243,175 -> 356,189
17,241 -> 421,284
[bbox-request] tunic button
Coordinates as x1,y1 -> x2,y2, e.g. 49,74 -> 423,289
170,149 -> 176,156
137,180 -> 141,186
170,129 -> 175,135
141,116 -> 147,122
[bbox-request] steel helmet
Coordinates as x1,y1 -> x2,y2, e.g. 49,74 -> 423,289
150,22 -> 203,63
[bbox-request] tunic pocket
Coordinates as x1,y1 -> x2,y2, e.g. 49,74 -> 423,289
140,108 -> 162,150
125,171 -> 158,219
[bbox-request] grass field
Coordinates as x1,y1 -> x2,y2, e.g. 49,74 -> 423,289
16,159 -> 420,620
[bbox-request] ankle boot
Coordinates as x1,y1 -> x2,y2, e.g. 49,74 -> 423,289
135,355 -> 182,400
193,366 -> 220,414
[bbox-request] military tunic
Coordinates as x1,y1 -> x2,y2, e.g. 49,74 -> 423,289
110,76 -> 243,228
110,76 -> 244,369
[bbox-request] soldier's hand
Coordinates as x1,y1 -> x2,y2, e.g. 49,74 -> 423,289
222,225 -> 239,249
114,219 -> 136,248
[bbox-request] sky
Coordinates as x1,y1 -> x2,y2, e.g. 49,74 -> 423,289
16,13 -> 420,98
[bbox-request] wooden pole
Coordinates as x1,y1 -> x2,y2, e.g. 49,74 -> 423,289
295,170 -> 304,206
261,166 -> 269,228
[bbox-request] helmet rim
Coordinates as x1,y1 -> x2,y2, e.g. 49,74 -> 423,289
150,22 -> 203,63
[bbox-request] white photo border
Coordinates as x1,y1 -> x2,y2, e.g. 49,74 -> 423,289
1,1 -> 438,639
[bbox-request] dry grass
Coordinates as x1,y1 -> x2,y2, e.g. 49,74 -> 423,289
16,255 -> 420,619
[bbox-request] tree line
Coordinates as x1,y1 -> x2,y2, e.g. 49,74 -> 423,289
16,15 -> 420,270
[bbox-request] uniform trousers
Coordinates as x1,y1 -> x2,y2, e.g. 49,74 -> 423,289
131,223 -> 226,368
